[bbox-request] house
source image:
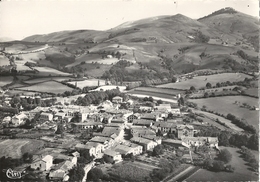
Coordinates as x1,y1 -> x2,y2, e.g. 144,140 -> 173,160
114,143 -> 143,156
142,136 -> 162,145
133,119 -> 153,127
140,113 -> 156,121
139,106 -> 153,112
75,142 -> 104,157
39,112 -> 53,122
31,155 -> 53,171
103,149 -> 122,163
176,125 -> 194,139
182,137 -> 219,149
112,96 -> 123,103
126,99 -> 134,105
153,122 -> 177,134
89,136 -> 115,149
127,113 -> 141,123
162,139 -> 190,149
11,113 -> 27,126
131,126 -> 156,138
155,104 -> 171,112
71,122 -> 103,130
101,126 -> 124,141
130,137 -> 158,152
54,112 -> 66,121
49,160 -> 75,181
171,108 -> 181,115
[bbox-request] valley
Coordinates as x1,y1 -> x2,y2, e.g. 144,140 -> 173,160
0,6 -> 258,182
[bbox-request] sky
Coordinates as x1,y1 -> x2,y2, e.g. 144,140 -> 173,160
0,0 -> 258,40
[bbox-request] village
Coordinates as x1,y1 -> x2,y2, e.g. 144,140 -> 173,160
0,89 -> 221,182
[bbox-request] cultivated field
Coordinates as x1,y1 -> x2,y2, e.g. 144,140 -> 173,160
0,76 -> 13,87
16,81 -> 73,94
90,85 -> 126,92
128,90 -> 177,100
244,88 -> 258,98
68,79 -> 106,89
186,147 -> 258,182
108,161 -> 155,181
157,73 -> 251,90
190,96 -> 259,129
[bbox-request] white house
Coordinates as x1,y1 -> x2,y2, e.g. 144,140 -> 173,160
39,113 -> 53,122
31,155 -> 53,171
11,113 -> 27,126
112,96 -> 123,103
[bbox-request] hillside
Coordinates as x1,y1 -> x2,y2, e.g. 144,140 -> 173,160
0,8 -> 257,84
198,7 -> 259,51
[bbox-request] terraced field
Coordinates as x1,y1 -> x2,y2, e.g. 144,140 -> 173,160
68,79 -> 106,89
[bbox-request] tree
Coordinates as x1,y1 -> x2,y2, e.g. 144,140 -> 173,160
55,124 -> 64,135
218,149 -> 232,163
203,158 -> 213,169
68,165 -> 85,182
247,134 -> 259,150
157,100 -> 163,105
22,153 -> 33,163
190,86 -> 196,91
218,132 -> 230,146
87,167 -> 103,181
153,145 -> 164,156
172,77 -> 177,83
204,92 -> 209,98
178,97 -> 185,106
206,82 -> 212,89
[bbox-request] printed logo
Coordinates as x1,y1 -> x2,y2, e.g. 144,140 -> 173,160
6,168 -> 25,179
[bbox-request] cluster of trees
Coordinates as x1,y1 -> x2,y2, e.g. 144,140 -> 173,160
150,158 -> 181,181
87,167 -> 104,181
75,89 -> 123,106
240,146 -> 258,172
193,31 -> 210,43
196,126 -> 258,151
68,164 -> 85,182
236,50 -> 259,66
226,113 -> 256,134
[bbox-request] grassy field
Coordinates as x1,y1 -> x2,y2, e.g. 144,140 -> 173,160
16,80 -> 73,94
157,73 -> 251,90
186,147 -> 258,182
68,79 -> 106,89
127,90 -> 178,100
25,67 -> 71,76
190,96 -> 259,130
244,88 -> 258,97
24,76 -> 73,84
131,87 -> 185,95
0,139 -> 44,159
0,76 -> 13,87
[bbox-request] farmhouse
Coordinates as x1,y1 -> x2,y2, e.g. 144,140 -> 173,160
11,113 -> 27,126
162,139 -> 190,149
131,126 -> 156,138
100,126 -> 124,141
114,143 -> 143,156
153,122 -> 176,134
155,104 -> 171,112
49,160 -> 75,181
103,149 -> 122,163
89,136 -> 115,149
31,155 -> 53,171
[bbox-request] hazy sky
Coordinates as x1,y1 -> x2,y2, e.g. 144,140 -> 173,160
0,0 -> 258,40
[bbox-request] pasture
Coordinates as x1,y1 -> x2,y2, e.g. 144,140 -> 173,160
68,79 -> 106,89
16,81 -> 73,94
190,96 -> 259,130
91,85 -> 126,92
0,76 -> 13,87
186,147 -> 258,182
0,55 -> 10,66
127,90 -> 177,100
157,73 -> 251,90
131,87 -> 185,95
244,88 -> 258,98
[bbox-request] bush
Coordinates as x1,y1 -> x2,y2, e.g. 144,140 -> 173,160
212,160 -> 225,172
218,149 -> 232,163
87,167 -> 103,181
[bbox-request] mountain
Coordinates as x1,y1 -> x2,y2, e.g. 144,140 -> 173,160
198,7 -> 259,50
4,8 -> 258,83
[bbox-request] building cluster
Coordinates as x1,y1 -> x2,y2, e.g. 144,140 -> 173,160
2,95 -> 219,181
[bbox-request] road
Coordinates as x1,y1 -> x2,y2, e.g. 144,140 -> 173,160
164,166 -> 195,182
